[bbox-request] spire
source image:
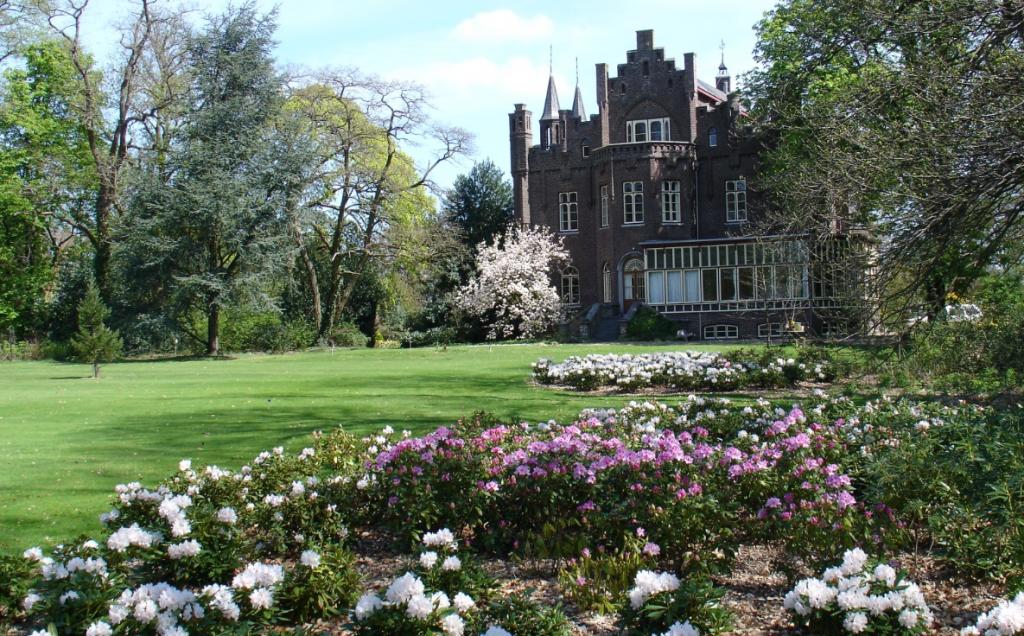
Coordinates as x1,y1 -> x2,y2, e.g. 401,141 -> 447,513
571,57 -> 586,119
718,39 -> 728,75
540,45 -> 560,121
716,39 -> 732,94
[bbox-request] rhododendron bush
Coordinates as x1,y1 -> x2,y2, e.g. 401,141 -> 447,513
5,394 -> 1023,634
532,347 -> 834,391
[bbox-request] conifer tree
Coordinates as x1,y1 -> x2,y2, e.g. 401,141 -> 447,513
70,285 -> 123,378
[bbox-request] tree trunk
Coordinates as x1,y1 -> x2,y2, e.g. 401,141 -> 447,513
207,302 -> 220,356
93,187 -> 114,302
93,361 -> 100,378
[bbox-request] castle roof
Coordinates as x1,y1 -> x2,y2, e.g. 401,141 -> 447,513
571,83 -> 586,119
540,74 -> 560,121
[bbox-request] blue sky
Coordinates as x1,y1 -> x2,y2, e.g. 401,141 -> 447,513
80,0 -> 779,191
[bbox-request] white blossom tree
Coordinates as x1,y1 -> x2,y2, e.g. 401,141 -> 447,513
457,225 -> 569,340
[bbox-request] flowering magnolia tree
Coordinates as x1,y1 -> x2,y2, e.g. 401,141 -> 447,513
456,225 -> 569,340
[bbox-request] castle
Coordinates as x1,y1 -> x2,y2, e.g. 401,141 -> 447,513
509,30 -> 847,340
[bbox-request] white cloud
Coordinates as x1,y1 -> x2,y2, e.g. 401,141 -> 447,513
453,9 -> 554,43
396,56 -> 555,101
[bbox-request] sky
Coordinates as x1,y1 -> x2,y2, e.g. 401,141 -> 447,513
77,0 -> 780,191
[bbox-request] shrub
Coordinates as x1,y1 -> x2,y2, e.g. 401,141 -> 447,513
0,340 -> 42,361
558,533 -> 657,613
625,306 -> 678,340
331,322 -> 369,348
783,548 -> 932,634
469,592 -> 574,636
348,572 -> 477,635
220,311 -> 314,353
276,545 -> 362,622
619,569 -> 733,635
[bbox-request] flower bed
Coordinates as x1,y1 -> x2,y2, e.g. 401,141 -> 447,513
4,394 -> 1022,635
532,347 -> 833,391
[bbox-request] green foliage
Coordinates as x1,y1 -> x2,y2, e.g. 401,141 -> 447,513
625,306 -> 678,340
69,285 -> 123,376
276,545 -> 362,622
443,160 -> 513,255
558,535 -> 656,614
330,322 -> 369,348
469,592 -> 574,636
0,553 -> 33,626
219,310 -> 314,353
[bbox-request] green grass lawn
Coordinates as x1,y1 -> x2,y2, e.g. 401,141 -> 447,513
0,342 -> 746,553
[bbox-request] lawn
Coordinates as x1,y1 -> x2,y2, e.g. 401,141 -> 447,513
0,342 -> 746,553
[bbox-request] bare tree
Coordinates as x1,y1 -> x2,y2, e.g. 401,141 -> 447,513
284,69 -> 472,339
30,0 -> 189,299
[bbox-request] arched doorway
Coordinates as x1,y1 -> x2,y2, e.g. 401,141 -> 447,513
623,258 -> 645,309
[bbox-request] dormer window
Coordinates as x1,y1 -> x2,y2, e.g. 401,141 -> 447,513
709,127 -> 718,147
627,117 -> 670,142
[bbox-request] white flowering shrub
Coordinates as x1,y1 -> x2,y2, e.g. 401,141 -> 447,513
783,548 -> 932,633
961,592 -> 1024,635
412,528 -> 495,601
533,347 -> 832,392
618,569 -> 732,635
456,224 -> 569,340
349,572 -> 476,635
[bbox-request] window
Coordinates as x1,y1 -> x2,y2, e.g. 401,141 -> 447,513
623,181 -> 644,224
624,258 -> 645,301
647,271 -> 665,304
684,270 -> 701,301
708,127 -> 718,147
704,324 -> 738,340
702,268 -> 718,302
662,180 -> 681,223
726,179 -> 747,222
720,268 -> 737,301
738,267 -> 755,300
627,118 -> 671,142
666,271 -> 684,303
758,323 -> 783,338
561,267 -> 580,305
600,185 -> 609,228
559,192 -> 578,232
582,145 -> 590,157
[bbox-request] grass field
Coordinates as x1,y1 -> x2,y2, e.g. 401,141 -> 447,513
0,342 -> 745,553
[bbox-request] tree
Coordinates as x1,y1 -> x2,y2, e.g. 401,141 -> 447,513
747,0 -> 1024,326
281,73 -> 471,341
70,283 -> 122,377
125,2 -> 291,355
0,38 -> 97,334
23,0 -> 189,300
443,159 -> 513,256
456,225 -> 568,340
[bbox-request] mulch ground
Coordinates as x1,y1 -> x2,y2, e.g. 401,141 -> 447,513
313,534 -> 1008,635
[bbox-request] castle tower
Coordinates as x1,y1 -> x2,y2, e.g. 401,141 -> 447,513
508,103 -> 532,225
539,48 -> 562,150
716,40 -> 731,94
571,59 -> 587,120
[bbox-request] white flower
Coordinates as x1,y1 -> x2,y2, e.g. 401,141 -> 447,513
22,592 -> 41,611
23,547 -> 43,561
628,570 -> 680,609
217,507 -> 237,524
840,548 -> 869,575
406,593 -> 433,619
843,611 -> 869,633
453,592 -> 475,612
168,540 -> 201,560
419,551 -> 439,568
86,621 -> 113,636
354,593 -> 382,620
422,528 -> 458,550
441,612 -> 465,636
179,459 -> 191,471
662,621 -> 701,636
481,628 -> 513,636
300,550 -> 321,569
442,555 -> 462,571
59,590 -> 80,604
386,572 -> 425,604
249,587 -> 274,610
232,562 -> 285,590
899,609 -> 920,628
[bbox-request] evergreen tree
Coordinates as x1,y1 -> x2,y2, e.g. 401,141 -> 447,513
443,159 -> 514,256
125,2 -> 291,355
70,284 -> 122,378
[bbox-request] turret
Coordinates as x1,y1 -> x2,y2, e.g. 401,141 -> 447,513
716,41 -> 731,94
508,103 -> 532,225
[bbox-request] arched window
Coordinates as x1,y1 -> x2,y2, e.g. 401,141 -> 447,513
708,127 -> 718,147
624,258 -> 646,302
602,263 -> 613,303
649,119 -> 663,141
561,267 -> 580,306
